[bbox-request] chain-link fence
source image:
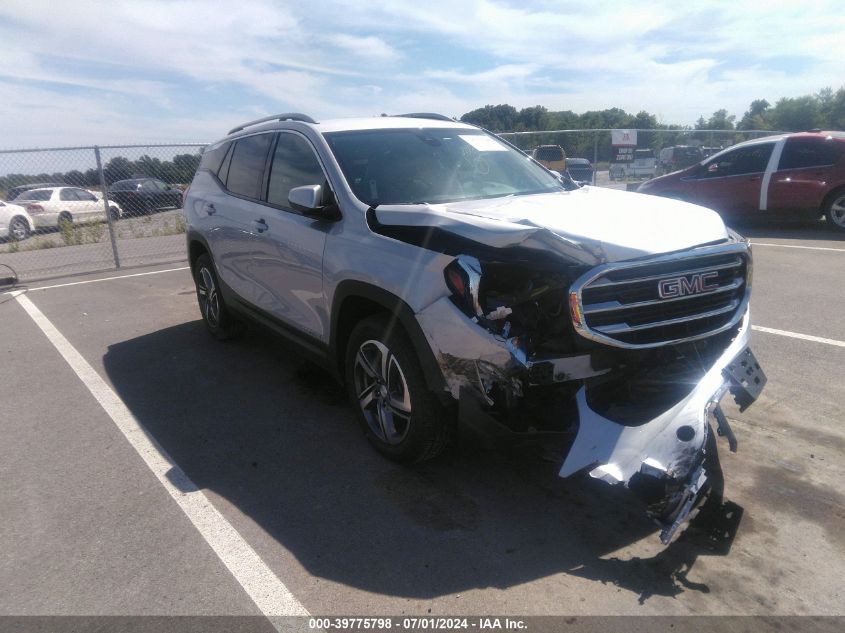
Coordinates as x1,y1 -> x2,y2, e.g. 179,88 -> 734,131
0,128 -> 785,283
0,144 -> 206,282
499,128 -> 783,189
499,128 -> 778,162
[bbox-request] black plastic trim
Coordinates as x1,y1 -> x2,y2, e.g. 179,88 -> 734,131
330,280 -> 450,403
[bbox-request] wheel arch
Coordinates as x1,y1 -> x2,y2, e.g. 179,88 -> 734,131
822,184 -> 845,214
330,281 -> 449,403
187,231 -> 210,274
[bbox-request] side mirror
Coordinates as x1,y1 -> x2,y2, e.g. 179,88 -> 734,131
288,184 -> 340,220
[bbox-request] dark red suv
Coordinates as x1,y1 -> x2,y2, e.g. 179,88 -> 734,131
638,132 -> 845,231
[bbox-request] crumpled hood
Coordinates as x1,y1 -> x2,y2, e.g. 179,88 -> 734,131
373,186 -> 728,263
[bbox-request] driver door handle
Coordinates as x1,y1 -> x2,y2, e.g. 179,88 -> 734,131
253,218 -> 269,233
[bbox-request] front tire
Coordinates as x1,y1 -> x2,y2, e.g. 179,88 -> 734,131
194,254 -> 241,340
345,315 -> 453,463
825,190 -> 845,232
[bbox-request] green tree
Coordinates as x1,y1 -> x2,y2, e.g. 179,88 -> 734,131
516,105 -> 548,131
460,104 -> 519,131
64,170 -> 86,186
769,96 -> 821,131
820,87 -> 845,129
738,99 -> 771,130
707,109 -> 736,130
103,157 -> 133,184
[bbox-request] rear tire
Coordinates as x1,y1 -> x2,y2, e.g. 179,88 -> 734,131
345,314 -> 453,463
194,254 -> 242,340
8,216 -> 29,241
825,190 -> 845,232
58,212 -> 73,229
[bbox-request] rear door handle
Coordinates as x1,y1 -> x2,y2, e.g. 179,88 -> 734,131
204,203 -> 216,215
253,218 -> 269,233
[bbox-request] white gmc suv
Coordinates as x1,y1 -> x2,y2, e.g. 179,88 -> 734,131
184,112 -> 766,543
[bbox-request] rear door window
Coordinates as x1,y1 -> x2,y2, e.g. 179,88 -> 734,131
199,141 -> 231,174
59,188 -> 76,201
73,188 -> 97,201
225,134 -> 273,199
779,138 -> 845,170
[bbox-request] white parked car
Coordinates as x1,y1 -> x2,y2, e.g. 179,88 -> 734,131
0,200 -> 36,241
15,187 -> 119,228
609,149 -> 657,180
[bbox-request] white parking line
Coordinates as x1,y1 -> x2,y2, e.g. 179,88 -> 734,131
13,291 -> 308,622
750,242 -> 845,252
752,325 -> 845,348
27,266 -> 191,291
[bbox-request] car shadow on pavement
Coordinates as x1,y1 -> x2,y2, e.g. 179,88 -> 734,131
103,321 -> 743,603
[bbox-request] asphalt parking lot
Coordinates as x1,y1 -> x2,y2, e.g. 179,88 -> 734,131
1,222 -> 843,625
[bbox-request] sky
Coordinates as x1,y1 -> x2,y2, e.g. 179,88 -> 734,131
0,0 -> 843,147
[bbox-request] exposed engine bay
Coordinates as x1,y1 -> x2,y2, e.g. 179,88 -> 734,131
415,245 -> 766,543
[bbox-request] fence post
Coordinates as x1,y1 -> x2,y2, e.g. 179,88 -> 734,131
95,146 -> 121,270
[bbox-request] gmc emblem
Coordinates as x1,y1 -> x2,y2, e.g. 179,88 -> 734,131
658,271 -> 720,299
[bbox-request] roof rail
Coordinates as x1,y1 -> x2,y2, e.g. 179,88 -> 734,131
228,113 -> 317,135
394,113 -> 455,122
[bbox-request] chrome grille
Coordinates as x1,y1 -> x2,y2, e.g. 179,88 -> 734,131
570,243 -> 750,349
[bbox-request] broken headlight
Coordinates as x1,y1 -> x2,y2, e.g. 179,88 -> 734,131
443,255 -> 586,357
443,255 -> 484,318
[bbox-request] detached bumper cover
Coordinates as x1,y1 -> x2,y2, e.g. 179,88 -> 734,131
559,310 -> 753,482
559,310 -> 763,542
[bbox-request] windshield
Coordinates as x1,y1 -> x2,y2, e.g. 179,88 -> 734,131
324,128 -> 564,205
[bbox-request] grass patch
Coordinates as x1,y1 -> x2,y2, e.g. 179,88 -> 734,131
23,238 -> 59,251
60,220 -> 107,246
153,215 -> 187,237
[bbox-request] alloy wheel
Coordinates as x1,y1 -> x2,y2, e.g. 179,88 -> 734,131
830,194 -> 845,228
353,339 -> 412,445
10,218 -> 28,241
196,266 -> 220,328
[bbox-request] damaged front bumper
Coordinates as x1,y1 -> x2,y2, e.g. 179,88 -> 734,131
561,310 -> 765,542
417,296 -> 766,543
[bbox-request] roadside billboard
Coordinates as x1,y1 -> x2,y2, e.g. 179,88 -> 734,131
612,129 -> 637,163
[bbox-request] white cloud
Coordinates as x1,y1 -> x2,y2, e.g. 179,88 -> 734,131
329,34 -> 402,63
0,0 -> 843,146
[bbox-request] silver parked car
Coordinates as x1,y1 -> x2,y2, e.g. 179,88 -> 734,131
185,113 -> 765,543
